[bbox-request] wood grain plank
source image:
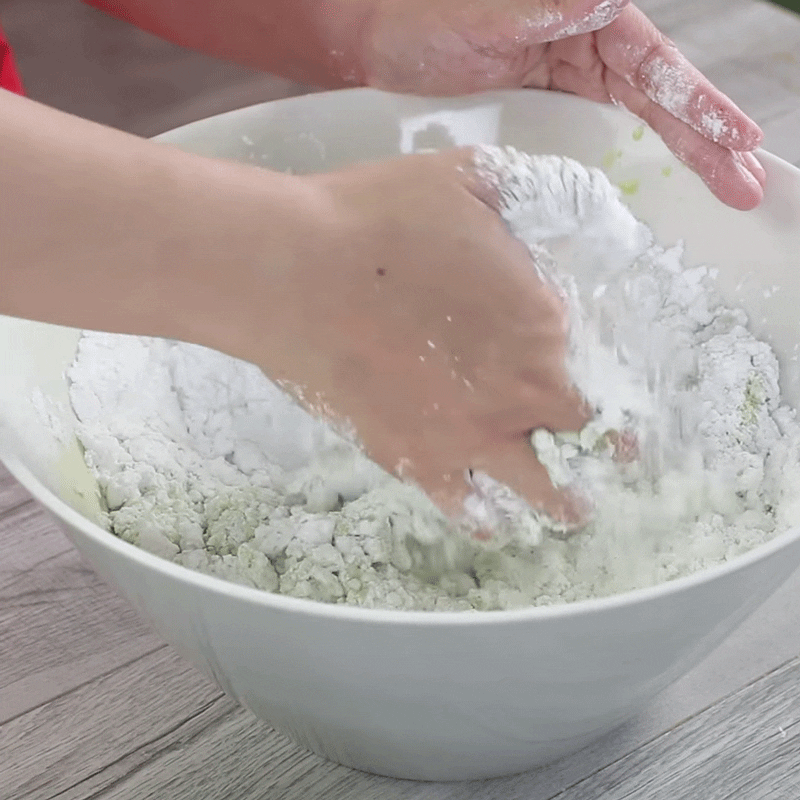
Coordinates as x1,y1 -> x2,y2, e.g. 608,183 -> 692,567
550,655 -> 800,800
0,462 -> 32,516
0,503 -> 74,589
640,0 -> 757,38
646,0 -> 800,67
0,646 -> 228,800
0,504 -> 164,722
0,540 -> 152,689
72,657 -> 800,800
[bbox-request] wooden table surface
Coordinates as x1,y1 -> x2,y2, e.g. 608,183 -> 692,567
3,1 -> 800,798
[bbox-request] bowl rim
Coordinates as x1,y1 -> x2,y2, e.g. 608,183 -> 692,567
5,448 -> 799,625
7,87 -> 800,625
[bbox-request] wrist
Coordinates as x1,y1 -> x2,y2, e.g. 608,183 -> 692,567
0,90 -> 336,364
166,159 -> 338,378
86,0 -> 375,89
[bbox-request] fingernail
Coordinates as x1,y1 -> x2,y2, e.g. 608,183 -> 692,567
734,151 -> 762,189
739,150 -> 766,188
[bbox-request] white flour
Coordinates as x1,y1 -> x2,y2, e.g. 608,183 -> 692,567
546,0 -> 624,39
67,148 -> 800,611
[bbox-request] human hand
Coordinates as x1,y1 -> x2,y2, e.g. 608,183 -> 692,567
229,148 -> 587,528
0,87 -> 582,529
360,0 -> 764,210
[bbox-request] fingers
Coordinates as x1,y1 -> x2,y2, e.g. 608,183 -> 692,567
595,5 -> 763,151
542,4 -> 764,208
605,70 -> 764,210
502,375 -> 590,433
470,439 -> 579,520
411,435 -> 585,547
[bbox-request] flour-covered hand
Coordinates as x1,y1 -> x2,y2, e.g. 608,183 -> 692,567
89,0 -> 763,208
226,148 -> 588,529
360,0 -> 764,209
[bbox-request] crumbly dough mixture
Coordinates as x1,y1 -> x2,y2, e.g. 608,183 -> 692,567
66,149 -> 800,610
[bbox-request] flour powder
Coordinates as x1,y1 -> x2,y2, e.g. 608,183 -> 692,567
66,148 -> 800,610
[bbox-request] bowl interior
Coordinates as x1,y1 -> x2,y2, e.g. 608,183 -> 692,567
3,87 -> 800,547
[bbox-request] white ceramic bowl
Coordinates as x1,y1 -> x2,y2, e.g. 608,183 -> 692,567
3,89 -> 800,781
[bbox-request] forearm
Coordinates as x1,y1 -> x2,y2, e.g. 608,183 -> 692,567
83,0 -> 372,88
0,90 -> 323,363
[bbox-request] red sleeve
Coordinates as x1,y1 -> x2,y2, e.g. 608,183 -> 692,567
0,20 -> 25,95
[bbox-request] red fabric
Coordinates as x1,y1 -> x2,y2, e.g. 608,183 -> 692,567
0,21 -> 24,95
